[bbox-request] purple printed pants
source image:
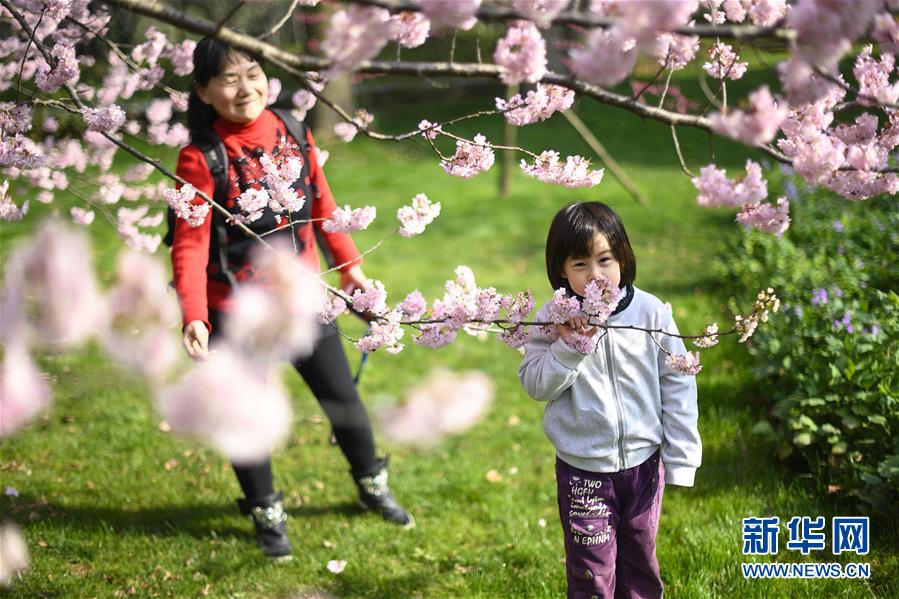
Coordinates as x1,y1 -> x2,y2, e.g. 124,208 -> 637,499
556,450 -> 665,599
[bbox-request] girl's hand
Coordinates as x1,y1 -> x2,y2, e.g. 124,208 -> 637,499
556,315 -> 598,341
182,320 -> 210,361
339,265 -> 368,295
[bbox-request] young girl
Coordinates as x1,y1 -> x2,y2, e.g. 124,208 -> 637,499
518,202 -> 701,598
171,38 -> 413,560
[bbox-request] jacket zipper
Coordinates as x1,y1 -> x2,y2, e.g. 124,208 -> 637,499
604,330 -> 627,470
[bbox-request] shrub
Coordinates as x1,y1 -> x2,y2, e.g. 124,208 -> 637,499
715,168 -> 898,509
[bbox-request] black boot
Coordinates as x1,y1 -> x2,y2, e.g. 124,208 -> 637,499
352,457 -> 415,529
236,491 -> 292,560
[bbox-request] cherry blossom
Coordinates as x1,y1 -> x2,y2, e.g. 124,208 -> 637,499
0,522 -> 29,584
322,205 -> 376,233
416,0 -> 481,31
665,351 -> 702,375
512,0 -> 569,29
322,5 -> 392,76
0,343 -> 51,437
495,84 -> 575,126
570,27 -> 637,87
389,11 -> 430,48
157,347 -> 292,464
709,85 -> 787,146
377,369 -> 494,447
691,160 -> 767,208
81,104 -> 126,133
494,20 -> 547,85
736,197 -> 791,236
703,42 -> 747,80
694,322 -> 719,348
440,134 -> 495,179
163,184 -> 210,227
581,275 -> 620,323
397,193 -> 441,237
520,151 -> 604,188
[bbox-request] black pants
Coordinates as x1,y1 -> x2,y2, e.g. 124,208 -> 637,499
209,309 -> 380,500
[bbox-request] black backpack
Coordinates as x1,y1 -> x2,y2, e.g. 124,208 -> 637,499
163,108 -> 336,278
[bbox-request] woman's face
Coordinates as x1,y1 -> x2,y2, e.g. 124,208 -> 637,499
196,54 -> 268,124
561,232 -> 622,296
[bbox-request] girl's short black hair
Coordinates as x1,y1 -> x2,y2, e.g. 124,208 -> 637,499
545,201 -> 637,292
187,37 -> 260,145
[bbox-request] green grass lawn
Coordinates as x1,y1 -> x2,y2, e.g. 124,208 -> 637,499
1,87 -> 896,598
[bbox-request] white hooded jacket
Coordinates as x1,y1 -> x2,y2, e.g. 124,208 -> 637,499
518,286 -> 702,486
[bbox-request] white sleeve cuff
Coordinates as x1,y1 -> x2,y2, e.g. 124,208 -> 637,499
664,464 -> 696,487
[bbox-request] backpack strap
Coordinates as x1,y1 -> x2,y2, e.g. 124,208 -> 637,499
199,134 -> 240,289
271,107 -> 337,270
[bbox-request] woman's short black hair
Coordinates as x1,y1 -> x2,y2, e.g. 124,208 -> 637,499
187,37 -> 260,144
545,201 -> 637,292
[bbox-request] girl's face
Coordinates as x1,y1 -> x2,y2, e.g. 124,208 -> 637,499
196,54 -> 268,124
561,232 -> 622,296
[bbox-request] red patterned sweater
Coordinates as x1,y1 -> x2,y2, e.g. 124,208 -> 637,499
171,109 -> 361,331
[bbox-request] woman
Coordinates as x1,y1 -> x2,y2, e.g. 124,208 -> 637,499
171,37 -> 413,560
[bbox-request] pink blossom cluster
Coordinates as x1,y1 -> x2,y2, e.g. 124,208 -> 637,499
0,343 -> 50,437
786,0 -> 879,73
853,45 -> 899,107
512,0 -> 569,28
547,288 -> 582,324
229,152 -> 305,223
495,84 -> 575,126
418,119 -> 443,140
734,287 -> 779,343
70,206 -> 95,226
267,78 -> 281,106
322,205 -> 377,233
616,0 -> 698,48
0,179 -> 27,221
562,330 -> 599,354
35,42 -> 79,92
581,275 -> 620,323
709,85 -> 787,146
0,103 -> 32,134
95,173 -> 124,204
322,6 -> 392,75
721,0 -> 786,27
873,13 -> 899,55
389,11 -> 430,48
116,205 -> 163,253
416,0 -> 481,31
494,20 -> 547,85
441,134 -> 495,179
81,104 -> 126,133
377,369 -> 494,447
570,27 -> 637,87
694,322 -> 719,348
224,244 -> 324,361
318,295 -> 347,324
157,347 -> 292,464
665,351 -> 702,375
653,25 -> 699,71
163,183 -> 210,227
0,134 -> 45,170
703,42 -> 747,80
735,197 -> 791,236
102,251 -> 179,379
398,290 -> 428,319
691,160 -> 767,208
292,89 -> 317,120
352,280 -> 389,317
356,310 -> 405,354
520,151 -> 604,188
397,193 -> 441,237
334,109 -> 374,143
0,521 -> 28,583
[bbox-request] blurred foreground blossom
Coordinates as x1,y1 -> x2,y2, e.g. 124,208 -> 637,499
224,244 -> 323,361
0,344 -> 51,437
326,559 -> 347,574
102,252 -> 180,380
0,221 -> 106,348
378,369 -> 494,447
0,522 -> 28,585
156,348 -> 291,464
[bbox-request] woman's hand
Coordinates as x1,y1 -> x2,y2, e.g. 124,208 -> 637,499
182,320 -> 210,361
556,315 -> 598,342
339,265 -> 369,295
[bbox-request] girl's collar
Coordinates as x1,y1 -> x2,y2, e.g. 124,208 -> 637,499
610,284 -> 634,317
